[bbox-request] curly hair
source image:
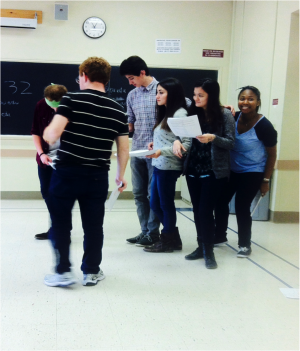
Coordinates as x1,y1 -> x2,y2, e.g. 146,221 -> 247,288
79,57 -> 111,85
44,84 -> 67,101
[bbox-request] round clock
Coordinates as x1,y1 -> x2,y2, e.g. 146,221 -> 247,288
82,17 -> 106,39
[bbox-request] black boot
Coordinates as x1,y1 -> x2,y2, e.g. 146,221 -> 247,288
143,232 -> 173,253
172,227 -> 182,250
185,244 -> 203,260
203,244 -> 218,269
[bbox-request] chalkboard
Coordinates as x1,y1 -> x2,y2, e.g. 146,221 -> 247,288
1,61 -> 218,135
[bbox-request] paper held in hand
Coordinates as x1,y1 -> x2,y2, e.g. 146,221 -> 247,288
167,115 -> 202,138
105,183 -> 123,211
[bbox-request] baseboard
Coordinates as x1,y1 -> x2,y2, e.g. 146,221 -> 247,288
270,210 -> 299,223
1,191 -> 181,200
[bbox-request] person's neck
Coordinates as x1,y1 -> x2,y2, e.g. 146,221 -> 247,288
241,111 -> 258,122
83,81 -> 106,93
142,76 -> 153,88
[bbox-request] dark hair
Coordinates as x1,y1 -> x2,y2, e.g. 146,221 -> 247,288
188,78 -> 223,132
119,56 -> 149,76
44,84 -> 67,101
238,85 -> 261,112
154,78 -> 187,132
79,57 -> 111,85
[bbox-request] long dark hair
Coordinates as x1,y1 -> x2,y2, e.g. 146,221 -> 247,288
188,79 -> 223,132
154,78 -> 187,131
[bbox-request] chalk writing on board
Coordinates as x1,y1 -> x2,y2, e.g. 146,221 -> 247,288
1,101 -> 19,105
4,81 -> 32,95
2,112 -> 11,117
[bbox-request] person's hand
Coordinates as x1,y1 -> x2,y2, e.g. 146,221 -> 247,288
40,154 -> 52,165
196,134 -> 216,144
224,105 -> 235,115
260,182 -> 269,197
173,140 -> 186,158
146,150 -> 161,159
128,123 -> 134,133
116,177 -> 127,193
148,142 -> 154,150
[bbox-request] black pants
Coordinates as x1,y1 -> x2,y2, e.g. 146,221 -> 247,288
37,165 -> 53,200
186,173 -> 228,246
215,171 -> 264,248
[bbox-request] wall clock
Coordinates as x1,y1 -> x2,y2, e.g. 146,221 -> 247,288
83,17 -> 106,39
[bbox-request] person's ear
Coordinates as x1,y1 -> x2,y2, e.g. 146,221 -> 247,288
139,70 -> 146,78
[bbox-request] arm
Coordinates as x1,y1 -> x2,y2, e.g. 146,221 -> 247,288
32,134 -> 52,165
260,145 -> 277,196
197,110 -> 235,149
126,95 -> 135,132
43,114 -> 69,145
115,135 -> 129,192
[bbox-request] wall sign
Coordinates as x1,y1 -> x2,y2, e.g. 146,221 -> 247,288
202,49 -> 224,58
272,99 -> 279,105
156,39 -> 181,54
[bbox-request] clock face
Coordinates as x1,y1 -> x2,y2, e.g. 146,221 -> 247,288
83,17 -> 106,39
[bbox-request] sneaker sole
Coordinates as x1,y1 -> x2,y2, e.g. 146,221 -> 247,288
44,280 -> 77,287
237,254 -> 251,258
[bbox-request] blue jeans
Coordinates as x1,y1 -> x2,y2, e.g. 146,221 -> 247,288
47,166 -> 108,274
38,165 -> 53,200
150,167 -> 182,234
130,157 -> 160,236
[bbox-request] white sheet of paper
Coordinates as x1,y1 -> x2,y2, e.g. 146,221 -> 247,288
279,288 -> 299,299
105,183 -> 123,211
129,149 -> 156,157
167,115 -> 202,138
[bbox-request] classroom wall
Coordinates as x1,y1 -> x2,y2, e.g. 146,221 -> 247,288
227,0 -> 299,222
1,0 -> 233,197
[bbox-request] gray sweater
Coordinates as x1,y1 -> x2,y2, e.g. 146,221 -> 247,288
152,108 -> 191,171
182,108 -> 235,179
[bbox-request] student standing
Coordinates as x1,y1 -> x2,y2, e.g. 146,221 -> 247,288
43,57 -> 129,287
174,79 -> 235,269
119,56 -> 161,247
143,78 -> 191,253
214,86 -> 277,257
31,84 -> 67,240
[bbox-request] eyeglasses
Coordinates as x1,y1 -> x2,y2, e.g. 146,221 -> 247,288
75,77 -> 80,84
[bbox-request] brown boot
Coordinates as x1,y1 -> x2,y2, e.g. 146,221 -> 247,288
143,232 -> 173,253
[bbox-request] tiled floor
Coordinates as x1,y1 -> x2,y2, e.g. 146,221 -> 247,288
1,199 -> 299,350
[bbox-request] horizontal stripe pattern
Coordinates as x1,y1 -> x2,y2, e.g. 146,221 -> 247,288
56,89 -> 128,169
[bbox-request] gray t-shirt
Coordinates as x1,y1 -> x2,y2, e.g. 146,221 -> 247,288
152,108 -> 191,171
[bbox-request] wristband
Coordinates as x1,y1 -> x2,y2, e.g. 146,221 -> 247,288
39,153 -> 45,157
263,178 -> 270,183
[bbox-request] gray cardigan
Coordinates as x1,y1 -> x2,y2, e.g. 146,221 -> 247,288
152,108 -> 191,171
182,108 -> 235,179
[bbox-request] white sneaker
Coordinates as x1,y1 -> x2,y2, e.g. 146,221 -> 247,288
44,272 -> 77,287
82,269 -> 105,286
237,246 -> 252,258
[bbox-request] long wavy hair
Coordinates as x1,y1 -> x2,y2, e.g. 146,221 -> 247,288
188,79 -> 224,132
154,78 -> 187,132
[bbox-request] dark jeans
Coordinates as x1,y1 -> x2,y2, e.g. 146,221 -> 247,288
130,157 -> 160,236
214,171 -> 264,248
38,165 -> 53,200
47,166 -> 108,274
150,167 -> 182,235
186,173 -> 228,246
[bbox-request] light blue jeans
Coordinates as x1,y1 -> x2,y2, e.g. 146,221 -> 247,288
130,157 -> 160,236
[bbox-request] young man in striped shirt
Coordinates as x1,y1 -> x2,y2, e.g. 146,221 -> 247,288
120,56 -> 160,247
43,57 -> 129,287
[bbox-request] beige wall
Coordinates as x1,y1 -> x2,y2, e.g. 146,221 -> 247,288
1,0 -> 233,194
227,0 -> 299,218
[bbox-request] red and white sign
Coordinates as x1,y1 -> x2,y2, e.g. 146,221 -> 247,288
202,49 -> 224,58
272,99 -> 279,105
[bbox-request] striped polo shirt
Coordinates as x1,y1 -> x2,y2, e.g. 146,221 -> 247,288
55,89 -> 128,169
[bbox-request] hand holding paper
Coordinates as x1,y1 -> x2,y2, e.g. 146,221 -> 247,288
167,115 -> 202,138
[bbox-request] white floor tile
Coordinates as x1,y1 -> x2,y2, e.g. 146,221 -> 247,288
1,199 -> 299,350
